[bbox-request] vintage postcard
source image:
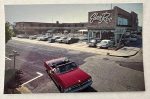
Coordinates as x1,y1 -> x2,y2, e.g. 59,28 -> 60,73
4,3 -> 144,94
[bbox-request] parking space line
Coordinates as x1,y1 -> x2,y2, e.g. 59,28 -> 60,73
22,72 -> 43,86
5,57 -> 12,60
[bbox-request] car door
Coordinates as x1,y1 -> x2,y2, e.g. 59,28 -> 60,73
108,41 -> 111,47
50,68 -> 61,87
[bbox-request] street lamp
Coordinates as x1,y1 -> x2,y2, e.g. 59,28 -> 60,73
9,50 -> 19,70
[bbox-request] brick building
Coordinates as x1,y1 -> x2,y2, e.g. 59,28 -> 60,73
14,21 -> 88,35
88,6 -> 138,45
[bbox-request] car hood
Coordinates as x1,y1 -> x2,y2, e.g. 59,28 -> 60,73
97,43 -> 107,46
89,42 -> 96,44
57,68 -> 91,88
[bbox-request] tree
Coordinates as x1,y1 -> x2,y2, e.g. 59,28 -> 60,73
5,22 -> 14,43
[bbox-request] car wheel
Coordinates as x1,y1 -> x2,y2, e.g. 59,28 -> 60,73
46,69 -> 48,73
59,86 -> 64,93
46,70 -> 50,75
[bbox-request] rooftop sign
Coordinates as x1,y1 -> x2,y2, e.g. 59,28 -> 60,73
89,12 -> 112,24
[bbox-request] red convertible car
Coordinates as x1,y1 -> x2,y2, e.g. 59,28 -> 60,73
44,57 -> 92,92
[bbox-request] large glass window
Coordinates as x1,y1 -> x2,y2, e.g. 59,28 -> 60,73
117,17 -> 128,26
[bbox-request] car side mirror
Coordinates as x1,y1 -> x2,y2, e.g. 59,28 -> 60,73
52,68 -> 57,73
47,70 -> 52,74
48,69 -> 55,74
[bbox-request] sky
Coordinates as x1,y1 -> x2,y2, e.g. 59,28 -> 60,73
5,3 -> 143,26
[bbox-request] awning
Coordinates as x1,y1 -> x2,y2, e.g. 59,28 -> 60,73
78,29 -> 88,32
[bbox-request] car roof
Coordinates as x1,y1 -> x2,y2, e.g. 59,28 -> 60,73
54,36 -> 60,37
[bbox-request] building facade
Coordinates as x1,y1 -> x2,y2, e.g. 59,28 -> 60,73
14,21 -> 88,35
13,6 -> 138,45
88,6 -> 138,45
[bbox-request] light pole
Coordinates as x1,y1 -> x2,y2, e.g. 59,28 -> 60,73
9,50 -> 19,70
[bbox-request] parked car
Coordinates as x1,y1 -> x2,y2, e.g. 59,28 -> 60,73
37,35 -> 52,41
48,36 -> 60,43
55,37 -> 67,43
97,40 -> 114,49
121,35 -> 131,45
88,39 -> 99,47
130,35 -> 138,42
44,57 -> 92,93
79,36 -> 88,41
29,35 -> 37,40
17,34 -> 29,38
62,37 -> 79,44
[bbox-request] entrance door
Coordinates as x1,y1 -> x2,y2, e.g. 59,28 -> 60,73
96,32 -> 100,39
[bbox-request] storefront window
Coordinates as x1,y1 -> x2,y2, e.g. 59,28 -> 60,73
89,32 -> 93,38
117,17 -> 128,26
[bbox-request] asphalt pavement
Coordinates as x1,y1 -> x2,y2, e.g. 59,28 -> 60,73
5,40 -> 145,93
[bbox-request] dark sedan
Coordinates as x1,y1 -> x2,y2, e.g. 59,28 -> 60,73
62,37 -> 79,44
88,39 -> 99,47
48,36 -> 60,43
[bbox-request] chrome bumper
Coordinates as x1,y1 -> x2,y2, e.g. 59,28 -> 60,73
64,81 -> 93,93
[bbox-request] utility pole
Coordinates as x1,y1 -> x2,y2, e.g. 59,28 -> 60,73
9,50 -> 19,70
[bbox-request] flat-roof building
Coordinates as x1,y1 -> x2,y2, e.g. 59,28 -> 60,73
14,21 -> 88,35
88,6 -> 138,45
13,6 -> 139,45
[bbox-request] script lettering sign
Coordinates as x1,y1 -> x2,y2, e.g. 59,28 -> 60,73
90,12 -> 112,24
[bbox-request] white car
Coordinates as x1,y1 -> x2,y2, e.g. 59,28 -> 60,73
29,35 -> 37,39
97,40 -> 114,49
55,37 -> 67,43
17,34 -> 29,38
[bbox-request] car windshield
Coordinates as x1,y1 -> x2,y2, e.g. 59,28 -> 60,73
53,36 -> 59,39
42,35 -> 47,37
56,62 -> 77,74
67,38 -> 71,40
61,37 -> 67,39
101,41 -> 108,44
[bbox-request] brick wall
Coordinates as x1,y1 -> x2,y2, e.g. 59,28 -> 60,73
88,6 -> 138,31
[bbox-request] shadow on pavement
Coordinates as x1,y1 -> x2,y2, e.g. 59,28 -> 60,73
116,61 -> 143,72
79,86 -> 97,92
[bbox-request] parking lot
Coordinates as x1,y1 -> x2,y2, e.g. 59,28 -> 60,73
5,39 -> 145,93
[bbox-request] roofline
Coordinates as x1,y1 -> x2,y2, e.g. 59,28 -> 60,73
88,6 -> 137,15
15,22 -> 88,24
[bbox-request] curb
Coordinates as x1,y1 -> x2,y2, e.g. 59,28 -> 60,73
16,86 -> 32,93
108,49 -> 140,57
12,38 -> 140,57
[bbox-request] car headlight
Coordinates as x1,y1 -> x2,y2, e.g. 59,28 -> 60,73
64,87 -> 72,92
88,78 -> 92,82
